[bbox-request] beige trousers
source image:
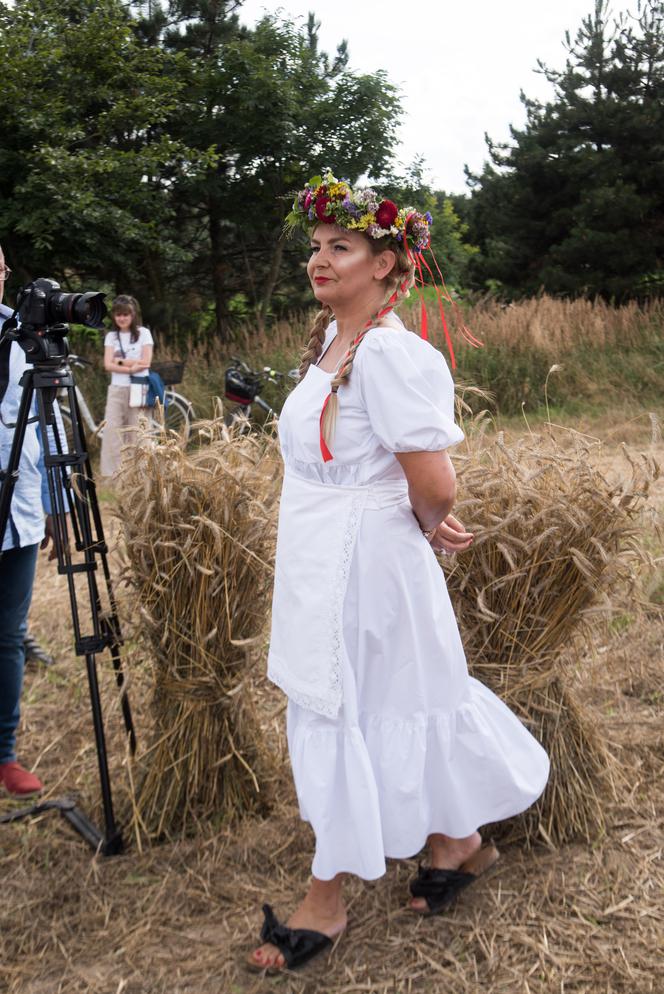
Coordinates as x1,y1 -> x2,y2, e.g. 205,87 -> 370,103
99,385 -> 149,479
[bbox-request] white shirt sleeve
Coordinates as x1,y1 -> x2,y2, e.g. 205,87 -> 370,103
358,328 -> 465,453
138,326 -> 154,347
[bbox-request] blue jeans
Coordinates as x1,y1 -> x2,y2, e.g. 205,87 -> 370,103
0,543 -> 39,764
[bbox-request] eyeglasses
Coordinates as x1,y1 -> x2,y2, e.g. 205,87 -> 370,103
0,267 -> 12,281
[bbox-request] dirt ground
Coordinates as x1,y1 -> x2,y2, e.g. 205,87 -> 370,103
1,413 -> 663,994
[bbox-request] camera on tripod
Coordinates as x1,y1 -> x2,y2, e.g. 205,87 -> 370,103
2,277 -> 107,363
0,275 -> 133,855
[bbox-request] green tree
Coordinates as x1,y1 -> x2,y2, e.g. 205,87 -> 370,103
146,4 -> 403,339
465,0 -> 664,299
380,158 -> 477,292
0,0 -> 205,314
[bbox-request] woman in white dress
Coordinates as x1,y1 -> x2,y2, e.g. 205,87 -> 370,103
248,172 -> 549,973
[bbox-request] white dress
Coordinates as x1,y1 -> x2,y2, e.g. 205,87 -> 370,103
268,320 -> 550,882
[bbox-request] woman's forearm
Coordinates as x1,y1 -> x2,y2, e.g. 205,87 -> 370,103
396,450 -> 457,534
409,488 -> 455,534
105,359 -> 144,374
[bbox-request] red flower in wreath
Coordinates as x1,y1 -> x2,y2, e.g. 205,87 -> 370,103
315,194 -> 336,224
376,199 -> 398,229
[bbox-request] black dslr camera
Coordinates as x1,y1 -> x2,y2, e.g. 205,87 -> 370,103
1,277 -> 106,363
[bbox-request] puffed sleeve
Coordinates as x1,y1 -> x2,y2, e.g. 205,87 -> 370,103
358,329 -> 465,452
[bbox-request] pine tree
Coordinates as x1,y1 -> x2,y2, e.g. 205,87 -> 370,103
466,1 -> 664,299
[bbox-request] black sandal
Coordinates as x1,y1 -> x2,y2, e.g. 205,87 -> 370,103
246,903 -> 341,973
409,843 -> 500,916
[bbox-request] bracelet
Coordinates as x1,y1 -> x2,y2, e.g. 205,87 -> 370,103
413,511 -> 437,542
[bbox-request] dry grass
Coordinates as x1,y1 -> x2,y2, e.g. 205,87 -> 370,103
1,424 -> 662,993
116,421 -> 281,836
67,294 -> 664,424
229,296 -> 663,357
117,412 -> 657,849
444,427 -> 658,846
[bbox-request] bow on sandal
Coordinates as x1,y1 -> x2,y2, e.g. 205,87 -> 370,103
247,903 -> 341,973
409,843 -> 500,916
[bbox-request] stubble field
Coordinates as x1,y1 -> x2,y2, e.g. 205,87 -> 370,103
1,403 -> 663,994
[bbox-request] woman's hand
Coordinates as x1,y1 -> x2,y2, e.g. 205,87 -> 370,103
430,513 -> 474,555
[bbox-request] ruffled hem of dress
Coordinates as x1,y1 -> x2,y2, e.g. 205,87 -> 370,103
287,677 -> 550,881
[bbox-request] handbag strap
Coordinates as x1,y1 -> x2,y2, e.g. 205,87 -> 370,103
115,329 -> 127,359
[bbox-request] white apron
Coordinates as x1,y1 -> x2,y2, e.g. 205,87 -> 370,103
267,471 -> 410,718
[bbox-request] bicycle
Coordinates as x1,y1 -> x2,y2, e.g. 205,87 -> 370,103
59,357 -> 196,441
223,357 -> 299,428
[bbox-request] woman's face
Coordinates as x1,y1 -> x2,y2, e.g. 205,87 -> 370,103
113,309 -> 133,331
307,225 -> 395,310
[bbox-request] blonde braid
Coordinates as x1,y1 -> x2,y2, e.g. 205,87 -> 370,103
299,305 -> 332,380
320,247 -> 415,451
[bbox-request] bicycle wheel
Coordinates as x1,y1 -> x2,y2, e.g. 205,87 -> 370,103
58,398 -> 102,448
157,390 -> 195,439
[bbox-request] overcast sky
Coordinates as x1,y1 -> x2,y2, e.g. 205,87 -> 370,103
238,0 -> 638,193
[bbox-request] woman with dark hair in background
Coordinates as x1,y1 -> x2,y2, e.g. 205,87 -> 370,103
99,294 -> 153,480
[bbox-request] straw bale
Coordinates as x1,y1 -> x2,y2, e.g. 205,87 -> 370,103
445,429 -> 657,846
116,421 -> 282,836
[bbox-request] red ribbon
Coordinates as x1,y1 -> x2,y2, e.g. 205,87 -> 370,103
429,246 -> 484,349
418,251 -> 456,369
319,391 -> 334,462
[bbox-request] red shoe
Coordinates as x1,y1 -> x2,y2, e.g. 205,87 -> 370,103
0,761 -> 44,797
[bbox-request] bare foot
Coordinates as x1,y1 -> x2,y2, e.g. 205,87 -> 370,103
410,830 -> 482,912
248,880 -> 347,972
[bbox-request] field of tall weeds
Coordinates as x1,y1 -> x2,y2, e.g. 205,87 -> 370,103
69,294 -> 664,425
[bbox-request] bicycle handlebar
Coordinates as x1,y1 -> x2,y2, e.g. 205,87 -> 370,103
228,357 -> 300,383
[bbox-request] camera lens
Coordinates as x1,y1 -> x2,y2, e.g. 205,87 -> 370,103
72,291 -> 107,328
48,290 -> 107,328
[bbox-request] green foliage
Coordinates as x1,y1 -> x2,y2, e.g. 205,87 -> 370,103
380,158 -> 478,291
127,3 -> 404,339
0,0 -> 206,296
0,1 -> 403,342
465,0 -> 664,300
458,335 -> 664,416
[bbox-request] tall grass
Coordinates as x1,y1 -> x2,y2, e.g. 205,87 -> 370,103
67,295 -> 664,423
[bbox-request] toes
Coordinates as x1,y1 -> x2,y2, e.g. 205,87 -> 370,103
250,945 -> 285,970
410,897 -> 427,913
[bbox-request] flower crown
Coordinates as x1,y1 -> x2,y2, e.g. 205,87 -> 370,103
284,169 -> 433,252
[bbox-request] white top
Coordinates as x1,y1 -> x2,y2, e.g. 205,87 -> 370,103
104,326 -> 153,386
278,317 -> 465,487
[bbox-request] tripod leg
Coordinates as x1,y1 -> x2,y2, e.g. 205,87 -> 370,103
84,651 -> 122,853
32,374 -> 130,853
67,387 -> 136,752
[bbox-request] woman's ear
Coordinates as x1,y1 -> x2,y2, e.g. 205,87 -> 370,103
373,249 -> 397,281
